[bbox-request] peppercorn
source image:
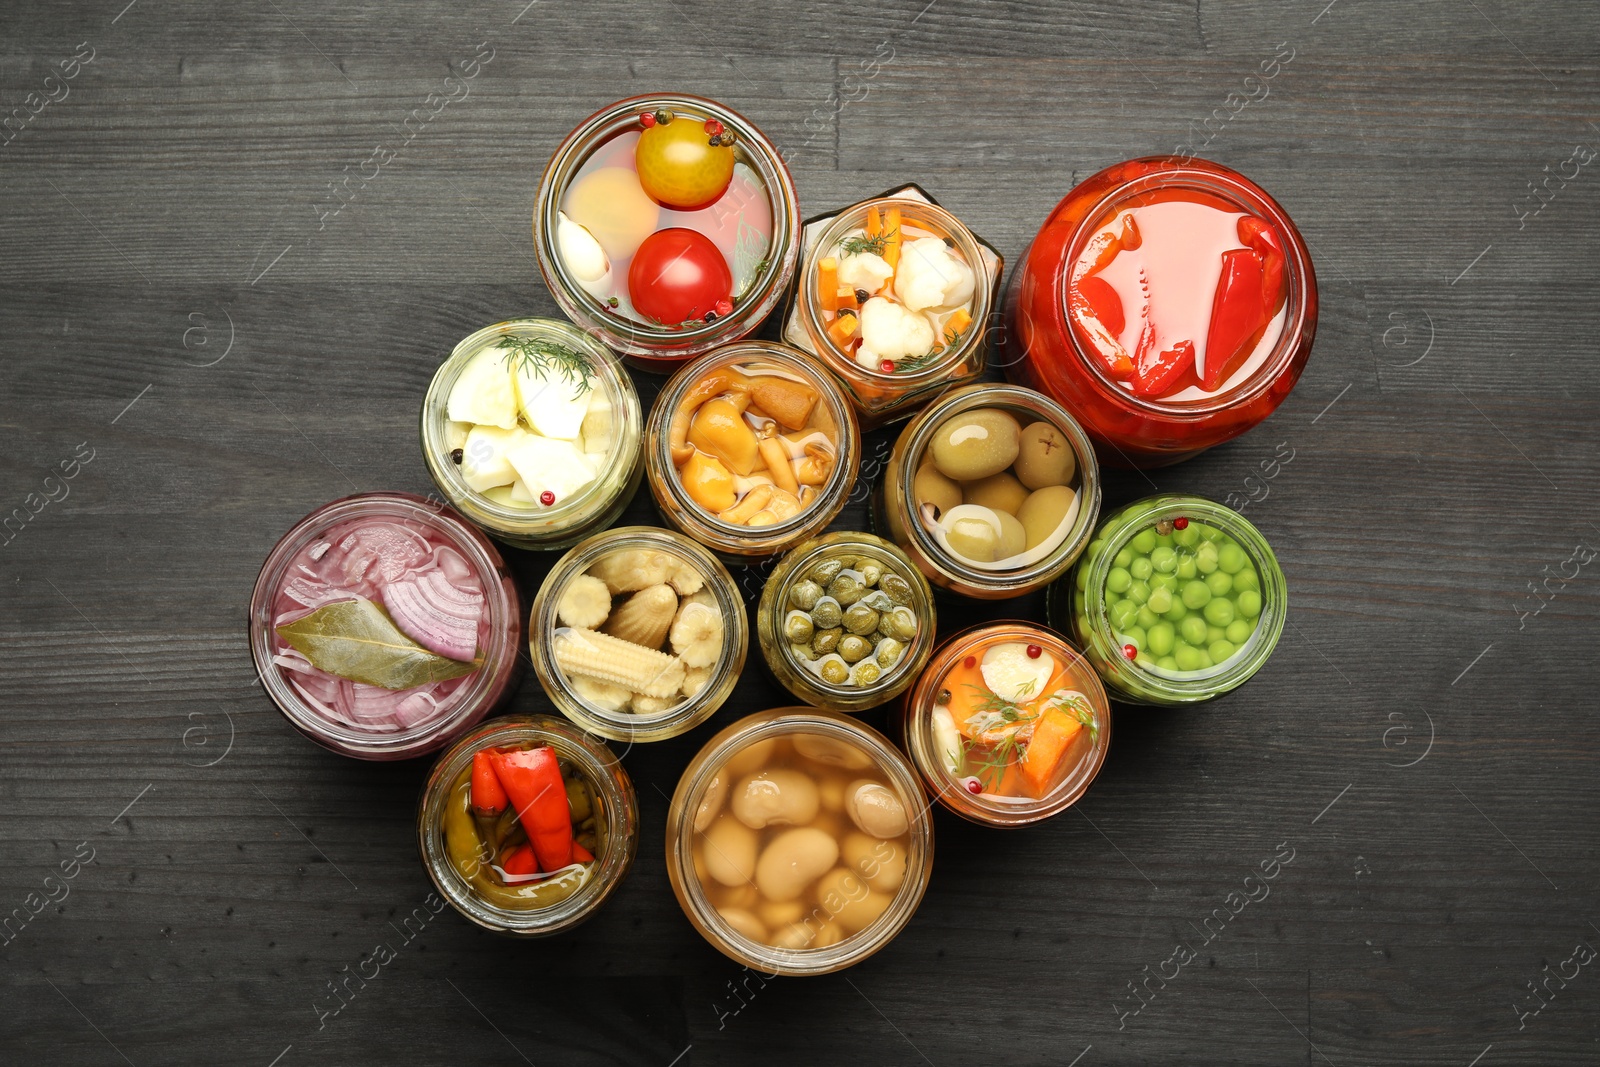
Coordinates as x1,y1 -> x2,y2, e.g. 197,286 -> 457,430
450,448 -> 464,464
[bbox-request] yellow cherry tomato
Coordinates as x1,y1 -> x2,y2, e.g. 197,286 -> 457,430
635,116 -> 734,210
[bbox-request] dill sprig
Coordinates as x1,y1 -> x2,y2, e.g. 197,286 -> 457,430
891,347 -> 947,375
959,680 -> 1041,785
839,228 -> 897,257
497,335 -> 595,391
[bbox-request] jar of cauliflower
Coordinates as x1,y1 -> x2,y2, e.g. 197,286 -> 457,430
530,526 -> 748,742
783,187 -> 1002,429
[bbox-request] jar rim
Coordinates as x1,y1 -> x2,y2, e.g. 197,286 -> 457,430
1075,494 -> 1287,701
416,715 -> 637,934
902,620 -> 1112,826
248,492 -> 520,758
891,383 -> 1101,594
665,708 -> 934,975
1054,156 -> 1317,418
529,525 -> 749,741
533,94 -> 801,358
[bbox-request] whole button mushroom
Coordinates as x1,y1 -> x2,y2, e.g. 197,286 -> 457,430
702,814 -> 759,887
845,780 -> 909,839
754,827 -> 839,901
792,732 -> 874,770
731,769 -> 821,829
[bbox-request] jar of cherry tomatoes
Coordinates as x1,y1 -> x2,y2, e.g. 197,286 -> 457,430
535,94 -> 801,371
1003,156 -> 1317,467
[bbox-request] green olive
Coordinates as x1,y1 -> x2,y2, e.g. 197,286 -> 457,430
818,655 -> 849,685
1017,484 -> 1078,551
838,634 -> 872,663
827,573 -> 865,606
810,596 -> 842,629
928,407 -> 1021,481
783,610 -> 815,644
788,579 -> 823,611
995,510 -> 1027,560
1013,421 -> 1076,489
878,573 -> 913,606
843,603 -> 880,635
961,470 -> 1029,515
912,462 -> 962,517
941,506 -> 1002,562
875,638 -> 905,668
849,660 -> 882,687
811,626 -> 842,654
566,779 -> 592,822
807,558 -> 844,587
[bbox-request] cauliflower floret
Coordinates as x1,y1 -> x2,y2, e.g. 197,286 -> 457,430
856,296 -> 935,368
836,251 -> 894,294
893,237 -> 976,312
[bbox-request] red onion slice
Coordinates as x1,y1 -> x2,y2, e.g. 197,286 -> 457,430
382,570 -> 483,662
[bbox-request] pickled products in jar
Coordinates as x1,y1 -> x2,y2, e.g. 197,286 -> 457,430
781,550 -> 921,691
440,743 -> 601,911
690,734 -> 912,948
550,545 -> 725,714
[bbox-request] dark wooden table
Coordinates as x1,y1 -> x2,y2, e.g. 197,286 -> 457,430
4,2 -> 1597,1064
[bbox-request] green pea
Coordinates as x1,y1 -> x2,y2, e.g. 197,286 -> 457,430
1106,567 -> 1132,594
1147,622 -> 1176,656
1225,619 -> 1254,643
1180,617 -> 1208,646
1197,523 -> 1222,541
1233,568 -> 1259,593
1110,599 -> 1138,630
1087,538 -> 1105,558
1150,572 -> 1179,592
1137,606 -> 1159,629
783,610 -> 815,644
1194,649 -> 1214,669
1181,580 -> 1212,609
1130,529 -> 1157,554
1163,601 -> 1189,622
1173,644 -> 1206,671
1130,557 -> 1153,580
1122,625 -> 1147,650
1151,546 -> 1177,573
1236,590 -> 1262,619
1146,586 -> 1174,614
1203,598 -> 1235,626
1113,548 -> 1134,569
1206,571 -> 1233,597
1154,532 -> 1174,548
1075,565 -> 1090,592
1208,639 -> 1236,663
1127,580 -> 1150,606
1173,525 -> 1200,548
1194,541 -> 1219,574
1156,655 -> 1179,671
1207,625 -> 1225,644
789,580 -> 823,611
1176,555 -> 1198,580
1219,542 -> 1247,574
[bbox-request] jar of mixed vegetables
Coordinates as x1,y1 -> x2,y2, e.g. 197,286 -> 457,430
1062,494 -> 1286,704
417,716 -> 637,935
756,532 -> 935,712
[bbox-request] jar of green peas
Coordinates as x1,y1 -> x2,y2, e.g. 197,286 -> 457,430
1060,495 -> 1286,705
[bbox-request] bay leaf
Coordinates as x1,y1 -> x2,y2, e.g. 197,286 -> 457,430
276,598 -> 480,690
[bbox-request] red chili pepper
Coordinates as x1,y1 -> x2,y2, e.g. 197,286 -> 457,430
500,843 -> 539,876
1076,275 -> 1125,338
488,747 -> 573,872
1132,339 -> 1196,398
470,750 -> 508,816
1068,227 -> 1135,378
570,841 -> 595,864
1201,248 -> 1269,392
1236,216 -> 1286,318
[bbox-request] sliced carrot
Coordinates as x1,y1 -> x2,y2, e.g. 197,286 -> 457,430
835,287 -> 861,311
939,658 -> 992,738
883,207 -> 904,273
1019,708 -> 1082,798
827,311 -> 860,349
818,257 -> 840,313
864,206 -> 882,239
942,308 -> 973,348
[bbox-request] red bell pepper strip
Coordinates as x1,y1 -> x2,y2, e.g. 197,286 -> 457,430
1132,339 -> 1196,398
1202,248 -> 1269,391
1068,223 -> 1137,378
488,746 -> 573,872
471,750 -> 509,816
1076,274 -> 1125,338
500,843 -> 539,876
570,841 -> 595,864
1237,216 -> 1286,318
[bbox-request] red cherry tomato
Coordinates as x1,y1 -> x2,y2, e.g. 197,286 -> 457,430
628,227 -> 733,325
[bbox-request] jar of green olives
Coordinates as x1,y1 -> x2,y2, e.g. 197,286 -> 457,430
756,532 -> 936,711
1059,494 -> 1287,705
879,384 -> 1101,599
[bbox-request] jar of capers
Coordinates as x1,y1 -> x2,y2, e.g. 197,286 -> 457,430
756,532 -> 936,712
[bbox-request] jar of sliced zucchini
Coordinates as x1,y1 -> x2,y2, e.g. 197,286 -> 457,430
756,532 -> 936,712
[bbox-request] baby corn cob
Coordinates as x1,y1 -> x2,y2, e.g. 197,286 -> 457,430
554,628 -> 686,698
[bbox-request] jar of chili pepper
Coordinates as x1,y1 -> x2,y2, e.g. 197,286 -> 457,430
1003,156 -> 1317,467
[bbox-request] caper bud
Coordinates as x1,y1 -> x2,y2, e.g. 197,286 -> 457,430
789,642 -> 817,663
783,610 -> 815,644
875,638 -> 905,668
843,603 -> 880,635
810,596 -> 842,629
808,558 -> 844,586
788,579 -> 823,611
853,558 -> 883,587
811,627 -> 842,654
859,590 -> 896,613
850,660 -> 882,686
818,655 -> 849,685
885,606 -> 920,641
838,634 -> 872,663
879,573 -> 913,605
827,573 -> 865,606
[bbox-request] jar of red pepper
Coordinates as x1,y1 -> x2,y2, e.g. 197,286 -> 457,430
1002,156 -> 1317,467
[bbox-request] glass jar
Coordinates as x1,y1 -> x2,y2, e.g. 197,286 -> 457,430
1003,156 -> 1318,467
1064,494 -> 1286,704
420,318 -> 642,552
416,715 -> 637,936
901,622 -> 1111,827
645,341 -> 860,561
664,708 -> 934,975
781,187 -> 1001,428
534,94 -> 801,372
248,492 -> 523,760
879,383 -> 1101,599
756,532 -> 935,712
529,526 -> 748,742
